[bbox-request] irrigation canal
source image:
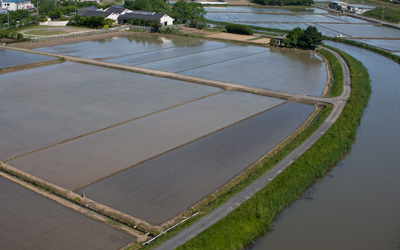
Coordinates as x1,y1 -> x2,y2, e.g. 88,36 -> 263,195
248,42 -> 400,249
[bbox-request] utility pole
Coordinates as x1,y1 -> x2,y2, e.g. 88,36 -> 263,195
382,6 -> 384,23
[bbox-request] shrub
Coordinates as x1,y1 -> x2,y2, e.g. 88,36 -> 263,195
225,23 -> 253,35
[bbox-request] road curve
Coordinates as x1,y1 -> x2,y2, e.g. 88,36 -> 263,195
153,46 -> 350,250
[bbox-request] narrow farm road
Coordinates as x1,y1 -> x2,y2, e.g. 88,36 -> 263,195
153,47 -> 350,250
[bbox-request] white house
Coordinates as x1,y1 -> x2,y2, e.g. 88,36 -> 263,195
119,11 -> 174,25
0,0 -> 34,12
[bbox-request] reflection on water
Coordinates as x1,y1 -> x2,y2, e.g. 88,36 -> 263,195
94,33 -> 205,47
248,42 -> 400,250
36,33 -> 206,59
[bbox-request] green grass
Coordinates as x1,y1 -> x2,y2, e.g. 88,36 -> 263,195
363,6 -> 400,23
174,48 -> 371,250
318,48 -> 343,97
24,30 -> 69,36
324,37 -> 400,65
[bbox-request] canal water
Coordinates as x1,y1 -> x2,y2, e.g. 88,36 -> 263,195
248,42 -> 400,249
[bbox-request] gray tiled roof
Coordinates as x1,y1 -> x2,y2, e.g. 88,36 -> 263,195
81,11 -> 113,18
118,12 -> 165,22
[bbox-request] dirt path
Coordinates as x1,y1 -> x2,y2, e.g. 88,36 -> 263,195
205,33 -> 270,44
181,27 -> 270,44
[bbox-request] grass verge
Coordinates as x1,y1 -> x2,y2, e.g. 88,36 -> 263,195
363,6 -> 400,24
324,37 -> 400,65
24,30 -> 69,36
318,48 -> 343,97
139,103 -> 333,249
173,49 -> 371,250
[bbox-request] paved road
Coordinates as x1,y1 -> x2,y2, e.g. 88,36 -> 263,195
153,47 -> 350,250
0,45 -> 350,249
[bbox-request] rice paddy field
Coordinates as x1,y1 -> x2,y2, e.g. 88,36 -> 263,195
0,62 -> 221,160
10,91 -> 285,190
204,6 -> 330,14
1,30 -> 322,242
0,176 -> 135,250
351,39 -> 400,51
35,34 -> 327,96
76,102 -> 314,225
0,49 -> 54,68
204,6 -> 400,38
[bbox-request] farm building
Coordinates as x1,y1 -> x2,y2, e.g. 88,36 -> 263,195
118,11 -> 174,25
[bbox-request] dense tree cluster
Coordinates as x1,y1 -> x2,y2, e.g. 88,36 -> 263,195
125,18 -> 162,31
0,10 -> 33,25
67,15 -> 113,29
171,0 -> 205,24
252,0 -> 313,6
123,0 -> 170,14
225,23 -> 253,35
283,26 -> 322,48
124,0 -> 206,26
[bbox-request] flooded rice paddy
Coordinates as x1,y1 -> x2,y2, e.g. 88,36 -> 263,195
76,102 -> 314,225
3,33 -> 322,228
318,24 -> 400,38
248,42 -> 400,250
35,33 -> 327,96
0,176 -> 135,250
205,6 -> 329,14
0,49 -> 54,68
351,39 -> 400,51
11,92 -> 284,190
180,49 -> 326,96
204,6 -> 400,38
0,61 -> 220,160
35,34 -> 209,60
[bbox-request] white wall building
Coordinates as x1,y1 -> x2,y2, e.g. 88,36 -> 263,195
0,0 -> 34,13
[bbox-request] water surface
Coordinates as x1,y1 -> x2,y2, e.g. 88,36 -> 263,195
0,49 -> 54,68
248,41 -> 400,250
352,39 -> 400,51
0,176 -> 135,250
78,103 -> 314,225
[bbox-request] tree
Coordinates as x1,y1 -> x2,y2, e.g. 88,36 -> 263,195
299,26 -> 322,48
286,27 -> 304,47
171,0 -> 206,24
124,0 -> 170,14
225,23 -> 253,35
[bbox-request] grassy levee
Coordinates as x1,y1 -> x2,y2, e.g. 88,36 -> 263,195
324,37 -> 400,65
318,48 -> 343,97
363,6 -> 400,24
139,105 -> 332,250
175,49 -> 371,250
